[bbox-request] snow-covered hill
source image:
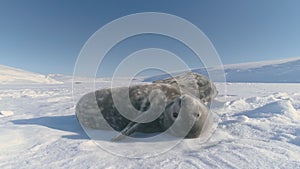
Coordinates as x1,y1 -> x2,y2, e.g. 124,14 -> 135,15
0,65 -> 62,85
144,57 -> 300,83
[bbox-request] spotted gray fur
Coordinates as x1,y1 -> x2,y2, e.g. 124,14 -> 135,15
153,72 -> 218,104
76,83 -> 209,140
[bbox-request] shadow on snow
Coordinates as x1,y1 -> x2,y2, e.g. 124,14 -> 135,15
11,115 -> 89,140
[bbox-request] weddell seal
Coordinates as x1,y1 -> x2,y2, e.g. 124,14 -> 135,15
153,72 -> 218,105
76,83 -> 209,141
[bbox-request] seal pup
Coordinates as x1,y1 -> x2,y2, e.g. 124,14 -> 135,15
76,83 -> 209,140
153,72 -> 218,104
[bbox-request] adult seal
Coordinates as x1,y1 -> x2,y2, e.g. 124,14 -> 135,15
76,83 -> 209,141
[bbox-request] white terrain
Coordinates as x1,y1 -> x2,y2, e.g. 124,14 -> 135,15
0,65 -> 62,85
1,58 -> 300,168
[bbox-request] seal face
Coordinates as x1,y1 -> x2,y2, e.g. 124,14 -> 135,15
76,83 -> 209,140
159,94 -> 209,138
153,72 -> 218,104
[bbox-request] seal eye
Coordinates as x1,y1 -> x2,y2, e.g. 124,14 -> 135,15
173,112 -> 178,118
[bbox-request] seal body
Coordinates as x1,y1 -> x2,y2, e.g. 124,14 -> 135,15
153,72 -> 218,104
76,83 -> 209,139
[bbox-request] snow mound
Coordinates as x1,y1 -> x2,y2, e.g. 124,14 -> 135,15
0,65 -> 62,84
0,110 -> 14,117
238,100 -> 299,120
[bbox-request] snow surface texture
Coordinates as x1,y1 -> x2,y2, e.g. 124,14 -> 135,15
1,57 -> 300,168
1,82 -> 300,168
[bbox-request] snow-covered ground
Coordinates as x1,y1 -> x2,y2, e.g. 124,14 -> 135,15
1,82 -> 299,168
1,58 -> 300,168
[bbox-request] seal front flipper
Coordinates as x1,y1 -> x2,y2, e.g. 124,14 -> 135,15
110,110 -> 154,141
111,121 -> 141,141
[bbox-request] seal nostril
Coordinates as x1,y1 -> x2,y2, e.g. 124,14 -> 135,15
173,112 -> 178,118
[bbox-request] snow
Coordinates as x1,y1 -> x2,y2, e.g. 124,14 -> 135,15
144,56 -> 300,83
0,65 -> 62,84
0,110 -> 14,117
1,59 -> 300,168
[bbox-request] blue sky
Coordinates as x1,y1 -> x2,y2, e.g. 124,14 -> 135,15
1,0 -> 300,76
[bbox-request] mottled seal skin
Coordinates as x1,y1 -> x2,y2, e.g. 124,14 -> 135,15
76,83 -> 209,140
159,94 -> 209,139
153,72 -> 218,104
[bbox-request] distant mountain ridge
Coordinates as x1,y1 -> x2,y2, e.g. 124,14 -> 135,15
1,57 -> 299,84
144,57 -> 300,83
0,65 -> 62,84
